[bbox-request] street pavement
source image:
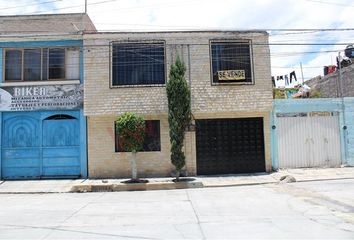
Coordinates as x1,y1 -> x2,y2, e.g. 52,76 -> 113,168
1,167 -> 354,193
0,179 -> 353,239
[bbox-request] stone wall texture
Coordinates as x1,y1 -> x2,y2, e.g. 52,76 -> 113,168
306,64 -> 354,98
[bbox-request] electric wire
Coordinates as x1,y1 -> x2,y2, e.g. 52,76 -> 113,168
28,0 -> 119,14
0,0 -> 63,12
305,0 -> 354,7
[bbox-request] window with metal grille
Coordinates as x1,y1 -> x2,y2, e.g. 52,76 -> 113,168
111,42 -> 166,86
115,120 -> 161,152
210,41 -> 253,84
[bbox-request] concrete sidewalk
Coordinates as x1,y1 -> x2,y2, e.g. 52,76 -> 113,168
0,167 -> 353,194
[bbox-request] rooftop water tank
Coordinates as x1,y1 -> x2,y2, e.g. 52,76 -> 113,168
345,45 -> 354,58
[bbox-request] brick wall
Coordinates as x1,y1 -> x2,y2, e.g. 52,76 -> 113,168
87,114 -> 196,178
84,31 -> 273,178
83,31 -> 273,116
87,111 -> 271,178
306,65 -> 354,98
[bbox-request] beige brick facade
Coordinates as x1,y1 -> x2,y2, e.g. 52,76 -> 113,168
84,31 -> 273,178
87,114 -> 197,178
87,112 -> 271,178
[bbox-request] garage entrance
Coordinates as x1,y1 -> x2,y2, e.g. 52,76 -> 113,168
1,111 -> 81,179
277,112 -> 341,168
196,118 -> 265,175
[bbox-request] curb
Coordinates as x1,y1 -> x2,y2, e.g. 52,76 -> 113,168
1,176 -> 353,194
202,180 -> 278,188
70,181 -> 204,193
0,191 -> 69,194
284,176 -> 354,183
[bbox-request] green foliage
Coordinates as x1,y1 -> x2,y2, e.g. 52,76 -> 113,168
273,88 -> 299,99
310,90 -> 322,98
166,56 -> 191,177
115,112 -> 145,153
273,88 -> 286,99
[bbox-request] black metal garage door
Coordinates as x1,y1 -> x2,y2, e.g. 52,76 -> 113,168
196,118 -> 265,175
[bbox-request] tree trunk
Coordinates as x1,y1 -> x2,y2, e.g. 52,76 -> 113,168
175,170 -> 180,182
131,150 -> 138,180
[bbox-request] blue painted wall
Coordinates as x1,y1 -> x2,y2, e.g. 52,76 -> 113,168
0,112 -> 2,179
0,50 -> 2,83
0,40 -> 83,83
271,98 -> 353,170
343,97 -> 354,166
0,39 -> 87,179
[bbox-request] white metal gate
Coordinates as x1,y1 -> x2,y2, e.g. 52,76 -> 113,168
277,113 -> 341,168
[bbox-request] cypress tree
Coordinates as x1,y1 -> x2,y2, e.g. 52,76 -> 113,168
166,56 -> 191,181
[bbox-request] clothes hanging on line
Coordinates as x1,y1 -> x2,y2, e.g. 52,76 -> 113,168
290,71 -> 297,82
284,74 -> 289,86
274,71 -> 297,86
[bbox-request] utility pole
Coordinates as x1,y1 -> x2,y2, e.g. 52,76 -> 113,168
300,62 -> 304,84
338,52 -> 343,97
85,0 -> 88,14
338,51 -> 348,165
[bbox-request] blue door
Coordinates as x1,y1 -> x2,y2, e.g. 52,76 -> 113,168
42,114 -> 80,177
2,112 -> 41,178
1,112 -> 81,179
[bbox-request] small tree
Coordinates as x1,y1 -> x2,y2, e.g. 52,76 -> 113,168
166,56 -> 191,181
115,112 -> 145,181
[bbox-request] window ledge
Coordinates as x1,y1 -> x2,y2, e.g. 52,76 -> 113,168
0,80 -> 80,87
211,81 -> 255,86
110,84 -> 166,88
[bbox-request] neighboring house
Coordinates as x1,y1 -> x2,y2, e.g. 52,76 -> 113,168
306,64 -> 354,98
271,60 -> 354,170
84,31 -> 273,178
271,98 -> 354,170
0,13 -> 96,179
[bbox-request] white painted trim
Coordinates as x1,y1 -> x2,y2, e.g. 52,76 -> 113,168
0,80 -> 80,87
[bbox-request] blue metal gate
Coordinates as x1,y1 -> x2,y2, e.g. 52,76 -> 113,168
1,111 -> 81,179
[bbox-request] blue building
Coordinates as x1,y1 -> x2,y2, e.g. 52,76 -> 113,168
0,13 -> 96,179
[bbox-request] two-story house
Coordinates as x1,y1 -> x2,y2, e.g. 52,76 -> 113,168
84,31 -> 273,178
0,13 -> 96,179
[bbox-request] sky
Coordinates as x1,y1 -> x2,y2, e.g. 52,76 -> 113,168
0,0 -> 353,88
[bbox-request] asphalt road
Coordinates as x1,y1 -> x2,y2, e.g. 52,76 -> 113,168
0,179 -> 354,239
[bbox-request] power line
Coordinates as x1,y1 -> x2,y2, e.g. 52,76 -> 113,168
0,0 -> 63,11
92,28 -> 354,32
1,29 -> 353,45
27,0 -> 203,15
80,0 -> 205,14
305,0 -> 354,7
29,0 -> 119,14
270,29 -> 354,36
88,24 -> 354,35
1,45 -> 347,68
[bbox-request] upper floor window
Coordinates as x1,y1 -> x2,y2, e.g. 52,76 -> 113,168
4,47 -> 80,82
111,42 -> 166,86
210,40 -> 253,85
